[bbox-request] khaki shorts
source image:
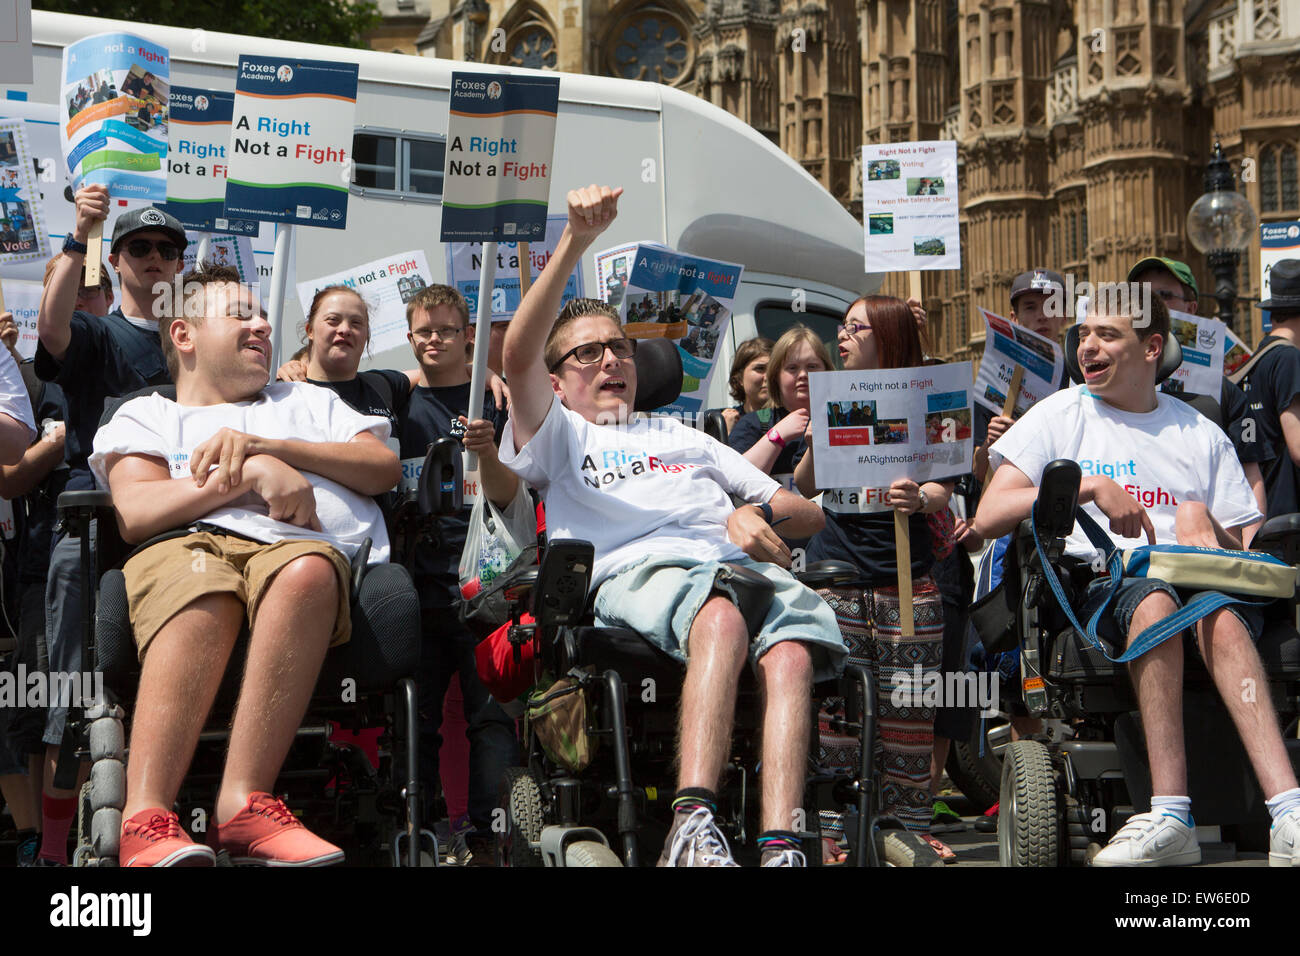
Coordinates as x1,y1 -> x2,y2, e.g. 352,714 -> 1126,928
122,531 -> 353,659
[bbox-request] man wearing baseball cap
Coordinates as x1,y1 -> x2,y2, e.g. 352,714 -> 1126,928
1128,256 -> 1266,535
1234,258 -> 1300,519
29,184 -> 187,865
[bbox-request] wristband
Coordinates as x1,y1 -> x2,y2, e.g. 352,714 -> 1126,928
757,501 -> 774,524
766,426 -> 786,449
917,488 -> 929,513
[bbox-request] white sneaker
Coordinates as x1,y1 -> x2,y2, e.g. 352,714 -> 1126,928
761,848 -> 806,867
1269,806 -> 1300,867
657,806 -> 739,867
1091,811 -> 1201,867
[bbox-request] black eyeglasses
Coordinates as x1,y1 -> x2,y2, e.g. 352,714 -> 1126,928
123,239 -> 181,261
549,337 -> 636,371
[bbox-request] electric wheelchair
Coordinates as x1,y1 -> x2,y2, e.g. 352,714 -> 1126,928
479,340 -> 900,867
56,386 -> 463,867
977,326 -> 1300,866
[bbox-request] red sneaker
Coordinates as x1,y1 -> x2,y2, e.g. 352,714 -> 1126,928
121,809 -> 216,867
213,792 -> 344,866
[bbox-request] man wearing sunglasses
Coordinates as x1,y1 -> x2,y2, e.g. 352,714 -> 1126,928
502,185 -> 845,867
30,185 -> 185,865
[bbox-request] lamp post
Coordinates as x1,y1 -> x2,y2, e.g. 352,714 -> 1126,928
1186,141 -> 1259,331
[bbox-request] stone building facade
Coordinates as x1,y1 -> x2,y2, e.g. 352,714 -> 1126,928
367,0 -> 1300,355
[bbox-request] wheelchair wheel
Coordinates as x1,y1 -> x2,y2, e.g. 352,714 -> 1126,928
998,740 -> 1059,867
946,714 -> 1008,814
564,840 -> 622,867
499,767 -> 545,868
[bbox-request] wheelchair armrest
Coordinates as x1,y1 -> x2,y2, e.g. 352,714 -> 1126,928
531,539 -> 594,630
351,538 -> 372,596
702,409 -> 728,442
502,567 -> 539,603
1253,513 -> 1300,565
796,560 -> 864,591
56,489 -> 114,529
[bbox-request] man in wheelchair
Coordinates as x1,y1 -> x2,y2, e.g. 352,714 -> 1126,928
88,267 -> 401,866
974,289 -> 1300,867
500,185 -> 847,867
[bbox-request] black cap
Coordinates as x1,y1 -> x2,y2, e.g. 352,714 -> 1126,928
110,206 -> 188,253
1259,259 -> 1300,311
1010,268 -> 1065,302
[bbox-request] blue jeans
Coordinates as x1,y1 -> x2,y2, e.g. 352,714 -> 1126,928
1079,575 -> 1266,654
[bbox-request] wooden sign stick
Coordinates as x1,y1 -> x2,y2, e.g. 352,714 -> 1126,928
84,221 -> 104,287
893,269 -> 925,639
518,240 -> 532,297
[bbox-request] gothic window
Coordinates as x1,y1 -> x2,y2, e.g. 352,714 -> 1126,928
1067,211 -> 1077,261
1260,143 -> 1299,212
1080,208 -> 1088,256
992,82 -> 1015,125
1114,29 -> 1141,76
606,7 -> 693,85
1052,217 -> 1060,266
506,26 -> 558,70
1254,0 -> 1282,41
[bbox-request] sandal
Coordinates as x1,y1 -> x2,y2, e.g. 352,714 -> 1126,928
822,836 -> 848,865
921,833 -> 957,864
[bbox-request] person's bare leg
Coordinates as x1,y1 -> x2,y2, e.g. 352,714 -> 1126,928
1127,591 -> 1186,796
930,736 -> 951,795
215,555 -> 338,823
756,640 -> 812,831
677,595 -> 748,792
122,593 -> 243,818
1197,609 -> 1299,798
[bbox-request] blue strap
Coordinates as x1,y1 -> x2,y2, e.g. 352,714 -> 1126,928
1029,504 -> 1267,664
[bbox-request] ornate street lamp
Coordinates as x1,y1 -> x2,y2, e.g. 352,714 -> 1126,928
1186,141 -> 1259,330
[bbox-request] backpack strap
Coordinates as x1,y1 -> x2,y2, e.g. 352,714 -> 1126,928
1227,337 -> 1296,386
357,369 -> 397,417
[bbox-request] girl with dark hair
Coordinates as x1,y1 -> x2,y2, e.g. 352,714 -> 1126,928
717,336 -> 773,435
795,294 -> 959,864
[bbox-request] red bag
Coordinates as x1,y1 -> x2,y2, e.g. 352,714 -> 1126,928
475,612 -> 537,702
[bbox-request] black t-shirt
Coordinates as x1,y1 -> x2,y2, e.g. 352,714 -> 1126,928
728,405 -> 811,550
397,382 -> 507,609
805,506 -> 934,586
34,309 -> 170,491
308,369 -> 411,435
1239,336 -> 1300,518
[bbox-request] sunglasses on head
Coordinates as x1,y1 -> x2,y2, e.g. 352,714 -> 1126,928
122,238 -> 181,261
549,337 -> 636,372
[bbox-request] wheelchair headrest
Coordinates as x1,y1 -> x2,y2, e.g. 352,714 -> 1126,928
1063,322 -> 1182,386
100,384 -> 178,429
633,337 -> 684,413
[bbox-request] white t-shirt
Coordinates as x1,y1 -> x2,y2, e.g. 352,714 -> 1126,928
90,382 -> 391,562
500,395 -> 780,587
0,347 -> 37,443
991,385 -> 1262,563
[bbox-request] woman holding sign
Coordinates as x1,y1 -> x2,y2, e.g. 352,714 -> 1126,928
794,294 -> 957,865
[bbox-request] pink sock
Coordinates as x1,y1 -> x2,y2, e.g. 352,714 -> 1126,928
39,794 -> 77,864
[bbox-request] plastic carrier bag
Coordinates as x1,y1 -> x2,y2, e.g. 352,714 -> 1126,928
458,481 -> 535,597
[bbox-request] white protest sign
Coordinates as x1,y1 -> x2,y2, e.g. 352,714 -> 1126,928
973,308 -> 1064,417
0,118 -> 48,265
446,215 -> 582,319
297,249 -> 434,357
181,230 -> 259,301
1224,326 -> 1252,379
163,87 -> 257,236
1166,309 -> 1225,397
0,277 -> 41,359
809,362 -> 973,491
862,141 -> 960,272
595,241 -> 638,310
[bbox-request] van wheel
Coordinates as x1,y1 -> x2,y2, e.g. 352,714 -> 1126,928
498,767 -> 544,867
564,840 -> 622,867
998,740 -> 1059,867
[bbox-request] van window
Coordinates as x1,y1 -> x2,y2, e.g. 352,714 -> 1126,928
351,131 -> 445,202
753,302 -> 844,356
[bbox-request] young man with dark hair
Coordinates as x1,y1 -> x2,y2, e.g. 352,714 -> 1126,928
974,292 -> 1300,867
502,185 -> 845,867
33,186 -> 186,865
91,268 -> 399,866
397,283 -> 520,860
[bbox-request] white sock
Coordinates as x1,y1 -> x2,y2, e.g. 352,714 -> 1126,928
1150,795 -> 1192,826
1265,787 -> 1300,822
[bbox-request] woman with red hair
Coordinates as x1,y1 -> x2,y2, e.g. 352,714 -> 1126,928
794,294 -> 959,864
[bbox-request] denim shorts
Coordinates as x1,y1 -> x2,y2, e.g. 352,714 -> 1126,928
593,554 -> 849,683
1079,575 -> 1266,655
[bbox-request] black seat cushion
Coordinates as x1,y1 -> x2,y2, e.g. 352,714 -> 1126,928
568,627 -> 684,688
95,561 -> 421,701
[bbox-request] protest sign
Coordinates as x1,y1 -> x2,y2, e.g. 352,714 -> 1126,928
1224,325 -> 1252,378
862,141 -> 960,272
181,229 -> 257,293
973,308 -> 1063,418
446,215 -> 581,319
162,87 -> 257,236
440,73 -> 560,242
0,277 -> 41,359
0,118 -> 48,265
60,32 -> 169,202
224,56 -> 358,229
595,241 -> 638,310
1260,220 -> 1300,332
616,243 -> 743,416
0,0 -> 32,84
296,249 -> 433,357
1166,309 -> 1225,397
809,362 -> 973,491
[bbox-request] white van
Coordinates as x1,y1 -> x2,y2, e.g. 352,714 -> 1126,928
9,11 -> 878,412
